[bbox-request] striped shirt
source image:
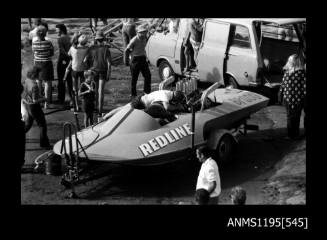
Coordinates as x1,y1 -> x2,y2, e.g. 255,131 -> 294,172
32,39 -> 54,62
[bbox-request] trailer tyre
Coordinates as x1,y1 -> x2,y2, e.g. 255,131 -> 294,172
215,134 -> 234,163
158,60 -> 174,82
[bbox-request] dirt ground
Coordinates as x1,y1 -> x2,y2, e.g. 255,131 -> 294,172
20,18 -> 306,205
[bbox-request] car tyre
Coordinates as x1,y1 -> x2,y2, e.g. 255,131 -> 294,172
215,134 -> 234,164
158,60 -> 175,82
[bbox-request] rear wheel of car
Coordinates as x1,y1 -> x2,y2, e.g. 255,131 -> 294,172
215,134 -> 234,164
225,75 -> 238,89
158,60 -> 174,82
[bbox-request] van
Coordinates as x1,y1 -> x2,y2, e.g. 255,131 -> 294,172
146,18 -> 306,89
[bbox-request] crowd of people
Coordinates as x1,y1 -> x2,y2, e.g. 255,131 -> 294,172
21,18 -> 305,204
22,18 -> 208,135
20,18 -> 154,167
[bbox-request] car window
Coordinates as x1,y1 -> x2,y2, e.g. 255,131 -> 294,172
261,23 -> 300,42
230,25 -> 251,49
203,21 -> 228,45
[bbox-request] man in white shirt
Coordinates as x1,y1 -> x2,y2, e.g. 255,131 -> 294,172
131,90 -> 186,121
103,90 -> 186,122
196,145 -> 221,205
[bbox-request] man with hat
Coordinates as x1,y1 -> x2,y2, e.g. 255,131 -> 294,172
56,23 -> 72,104
84,30 -> 111,120
125,24 -> 151,97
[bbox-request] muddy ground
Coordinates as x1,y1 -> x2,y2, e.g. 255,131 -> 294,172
20,18 -> 306,205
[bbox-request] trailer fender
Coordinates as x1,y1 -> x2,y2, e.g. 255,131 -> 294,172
206,129 -> 237,150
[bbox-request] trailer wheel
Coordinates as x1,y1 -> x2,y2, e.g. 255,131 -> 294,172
158,60 -> 174,82
225,75 -> 238,89
215,134 -> 234,163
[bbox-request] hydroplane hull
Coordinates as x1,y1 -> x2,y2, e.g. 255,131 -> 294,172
53,88 -> 269,165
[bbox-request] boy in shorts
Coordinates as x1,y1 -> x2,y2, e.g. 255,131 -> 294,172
84,31 -> 111,120
32,25 -> 54,110
79,70 -> 96,128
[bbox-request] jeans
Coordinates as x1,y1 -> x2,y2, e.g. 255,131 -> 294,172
25,103 -> 50,147
130,56 -> 151,96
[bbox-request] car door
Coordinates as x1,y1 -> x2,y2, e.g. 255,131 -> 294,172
197,20 -> 230,84
226,24 -> 258,87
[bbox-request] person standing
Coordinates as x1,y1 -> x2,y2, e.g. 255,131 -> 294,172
122,18 -> 137,48
22,67 -> 51,149
278,54 -> 306,140
32,25 -> 54,110
122,18 -> 137,65
196,146 -> 221,205
68,34 -> 89,111
182,19 -> 195,72
79,70 -> 96,128
189,18 -> 204,67
125,25 -> 151,97
84,30 -> 111,119
56,24 -> 71,105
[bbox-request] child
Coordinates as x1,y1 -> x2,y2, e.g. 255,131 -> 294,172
79,70 -> 96,128
68,33 -> 89,111
230,186 -> 246,205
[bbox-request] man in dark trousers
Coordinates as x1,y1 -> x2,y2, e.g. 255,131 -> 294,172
196,146 -> 221,205
56,24 -> 72,104
125,24 -> 151,97
182,19 -> 195,73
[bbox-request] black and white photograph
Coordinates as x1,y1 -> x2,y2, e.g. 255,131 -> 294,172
20,18 -> 306,209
